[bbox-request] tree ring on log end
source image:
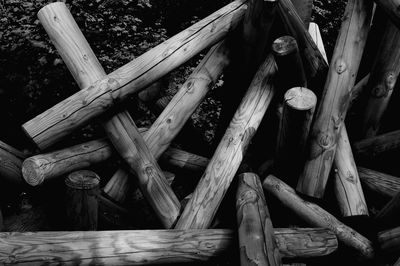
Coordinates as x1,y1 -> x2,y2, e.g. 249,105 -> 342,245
272,36 -> 298,56
65,170 -> 100,190
284,87 -> 317,111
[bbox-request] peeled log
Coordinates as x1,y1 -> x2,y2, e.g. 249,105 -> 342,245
103,169 -> 130,204
0,140 -> 25,185
297,0 -> 373,198
22,0 -> 248,149
236,173 -> 282,265
361,21 -> 400,138
358,167 -> 400,198
175,55 -> 276,229
263,175 -> 374,259
353,129 -> 400,158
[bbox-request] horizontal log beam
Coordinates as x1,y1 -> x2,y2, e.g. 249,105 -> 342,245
352,129 -> 400,158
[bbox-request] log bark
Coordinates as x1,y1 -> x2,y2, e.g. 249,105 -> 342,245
374,0 -> 400,29
307,22 -> 328,64
175,55 -> 277,229
353,129 -> 400,158
65,170 -> 100,230
360,21 -> 400,138
275,87 -> 316,185
0,228 -> 337,265
236,173 -> 282,266
358,167 -> 400,198
289,0 -> 313,28
378,226 -> 400,254
22,0 -> 248,149
36,2 -> 180,228
333,126 -> 369,217
297,0 -> 373,198
263,175 -> 374,259
375,190 -> 400,230
0,140 -> 25,185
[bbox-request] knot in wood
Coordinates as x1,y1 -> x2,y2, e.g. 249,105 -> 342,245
318,132 -> 334,149
371,85 -> 387,98
335,58 -> 347,74
384,71 -> 397,91
107,78 -> 121,104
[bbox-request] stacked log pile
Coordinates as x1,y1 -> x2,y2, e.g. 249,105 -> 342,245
2,0 -> 400,265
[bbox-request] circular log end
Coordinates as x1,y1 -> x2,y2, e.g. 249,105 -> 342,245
284,87 -> 317,111
272,36 -> 298,56
37,1 -> 66,20
66,170 -> 100,190
22,158 -> 45,186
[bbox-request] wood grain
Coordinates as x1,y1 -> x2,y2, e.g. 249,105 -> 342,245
175,55 -> 277,229
0,140 -> 26,185
102,169 -> 130,204
307,22 -> 328,63
353,129 -> 400,158
236,173 -> 282,265
358,167 -> 400,198
263,175 -> 374,259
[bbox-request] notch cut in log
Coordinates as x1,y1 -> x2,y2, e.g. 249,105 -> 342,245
175,54 -> 276,230
0,140 -> 26,185
263,175 -> 374,259
22,0 -> 248,150
297,0 -> 373,198
236,173 -> 282,265
358,167 -> 400,198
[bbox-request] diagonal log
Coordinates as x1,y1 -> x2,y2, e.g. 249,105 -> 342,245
0,140 -> 26,185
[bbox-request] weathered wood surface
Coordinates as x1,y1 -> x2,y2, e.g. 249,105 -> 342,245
374,0 -> 400,29
22,0 -> 248,149
103,169 -> 130,204
289,0 -> 313,28
333,126 -> 369,217
375,190 -> 400,230
360,21 -> 400,138
175,55 -> 276,229
308,22 -> 328,63
0,228 -> 337,264
36,2 -> 180,229
236,173 -> 282,266
358,167 -> 400,198
160,147 -> 209,172
65,170 -> 100,230
275,87 -> 316,185
263,175 -> 374,259
378,226 -> 400,254
0,140 -> 26,185
353,129 -> 400,158
297,0 -> 373,198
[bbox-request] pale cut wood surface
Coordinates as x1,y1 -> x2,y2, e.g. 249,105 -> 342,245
0,140 -> 26,185
307,23 -> 328,64
358,167 -> 400,198
263,175 -> 374,259
297,0 -> 373,198
353,129 -> 400,158
22,0 -> 248,149
378,226 -> 400,254
361,21 -> 400,138
236,173 -> 282,266
175,55 -> 277,229
289,0 -> 313,28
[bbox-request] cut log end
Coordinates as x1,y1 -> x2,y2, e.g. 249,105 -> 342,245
22,158 -> 44,186
284,87 -> 317,111
65,170 -> 100,190
272,35 -> 298,56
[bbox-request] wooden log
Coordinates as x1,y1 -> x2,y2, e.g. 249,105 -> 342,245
353,129 -> 400,158
37,3 -> 180,229
102,168 -> 130,204
358,167 -> 400,198
333,126 -> 369,217
263,175 -> 374,259
278,0 -> 328,96
65,170 -> 100,230
271,36 -> 307,92
236,173 -> 282,266
297,0 -> 373,198
375,190 -> 400,230
22,0 -> 248,149
0,228 -> 337,264
275,87 -> 316,185
374,0 -> 400,29
289,0 -> 313,28
349,74 -> 370,107
360,21 -> 400,138
160,147 -> 209,172
308,23 -> 328,64
378,226 -> 400,254
175,54 -> 276,229
0,140 -> 26,185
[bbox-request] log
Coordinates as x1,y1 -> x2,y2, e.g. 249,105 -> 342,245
308,23 -> 328,64
378,226 -> 400,254
0,140 -> 26,185
65,170 -> 100,230
360,21 -> 400,138
289,0 -> 313,28
375,190 -> 400,230
349,74 -> 370,107
297,0 -> 373,198
175,54 -> 277,229
358,167 -> 400,198
0,228 -> 337,265
22,0 -> 248,149
160,147 -> 209,172
374,0 -> 400,29
275,87 -> 316,185
353,129 -> 400,158
102,168 -> 130,204
263,175 -> 374,259
236,173 -> 282,265
36,2 -> 180,229
271,36 -> 307,92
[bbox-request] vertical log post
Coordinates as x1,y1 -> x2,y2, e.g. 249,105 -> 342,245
358,167 -> 400,198
360,21 -> 400,138
175,55 -> 276,229
297,0 -> 373,198
65,170 -> 100,230
38,3 -> 180,228
263,175 -> 374,259
275,87 -> 316,185
289,0 -> 313,28
236,172 -> 282,266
